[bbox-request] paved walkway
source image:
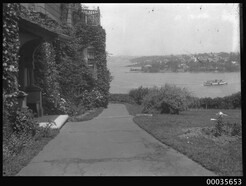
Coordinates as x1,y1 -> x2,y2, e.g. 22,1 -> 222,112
17,104 -> 216,176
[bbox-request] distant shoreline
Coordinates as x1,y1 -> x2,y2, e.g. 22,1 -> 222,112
127,66 -> 240,73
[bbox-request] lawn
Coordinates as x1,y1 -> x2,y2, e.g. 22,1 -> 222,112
125,103 -> 242,176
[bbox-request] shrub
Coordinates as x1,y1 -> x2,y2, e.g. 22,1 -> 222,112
223,122 -> 241,136
8,108 -> 38,136
187,96 -> 201,109
142,84 -> 193,114
209,112 -> 241,137
141,86 -> 162,114
228,92 -> 241,109
198,92 -> 241,109
3,132 -> 32,159
34,121 -> 57,140
129,86 -> 150,105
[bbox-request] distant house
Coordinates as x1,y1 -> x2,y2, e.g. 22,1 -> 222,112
142,64 -> 152,72
18,3 -> 101,117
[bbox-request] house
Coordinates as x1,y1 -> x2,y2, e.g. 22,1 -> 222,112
141,65 -> 152,72
18,3 -> 101,117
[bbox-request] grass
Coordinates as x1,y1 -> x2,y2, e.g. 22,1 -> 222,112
3,129 -> 59,176
125,103 -> 242,176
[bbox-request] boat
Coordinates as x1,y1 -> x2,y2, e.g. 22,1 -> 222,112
203,79 -> 228,86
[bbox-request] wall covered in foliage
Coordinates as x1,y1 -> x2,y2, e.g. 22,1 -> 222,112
19,4 -> 111,114
34,42 -> 67,115
3,3 -> 20,109
73,22 -> 111,108
3,3 -> 111,117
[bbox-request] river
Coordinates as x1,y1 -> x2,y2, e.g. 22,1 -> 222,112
107,56 -> 241,98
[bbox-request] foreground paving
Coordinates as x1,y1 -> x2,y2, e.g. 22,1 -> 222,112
17,104 -> 216,176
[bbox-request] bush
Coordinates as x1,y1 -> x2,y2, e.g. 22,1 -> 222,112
34,122 -> 57,140
227,92 -> 241,109
3,132 -> 33,159
129,86 -> 150,105
197,92 -> 241,109
223,122 -> 241,136
8,108 -> 38,136
207,112 -> 241,137
142,84 -> 193,114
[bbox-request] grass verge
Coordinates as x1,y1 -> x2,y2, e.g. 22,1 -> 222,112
125,103 -> 242,176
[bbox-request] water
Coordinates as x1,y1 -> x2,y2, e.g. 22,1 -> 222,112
108,57 -> 241,98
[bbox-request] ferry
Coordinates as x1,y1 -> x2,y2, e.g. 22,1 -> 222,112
203,79 -> 228,86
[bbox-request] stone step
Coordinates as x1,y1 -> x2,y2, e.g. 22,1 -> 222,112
39,115 -> 68,129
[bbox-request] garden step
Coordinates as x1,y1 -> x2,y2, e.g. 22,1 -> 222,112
39,115 -> 68,129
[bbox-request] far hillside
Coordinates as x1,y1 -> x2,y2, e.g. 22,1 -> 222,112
128,52 -> 240,73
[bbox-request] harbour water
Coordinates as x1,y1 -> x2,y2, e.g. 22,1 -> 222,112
108,57 -> 241,98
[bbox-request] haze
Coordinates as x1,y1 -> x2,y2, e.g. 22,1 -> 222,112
84,3 -> 240,56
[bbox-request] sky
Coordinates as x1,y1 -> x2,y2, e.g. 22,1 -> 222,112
83,3 -> 240,56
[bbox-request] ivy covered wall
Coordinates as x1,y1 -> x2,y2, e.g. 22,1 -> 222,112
72,22 -> 111,108
3,3 -> 20,109
3,3 -> 111,116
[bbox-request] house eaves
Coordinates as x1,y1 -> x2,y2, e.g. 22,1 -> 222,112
19,17 -> 71,42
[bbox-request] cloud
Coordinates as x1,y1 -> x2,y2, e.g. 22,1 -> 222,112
174,15 -> 182,21
189,13 -> 210,20
221,9 -> 240,52
221,9 -> 238,23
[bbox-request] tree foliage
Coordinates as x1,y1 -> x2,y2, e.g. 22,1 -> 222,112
129,86 -> 150,105
142,84 -> 193,114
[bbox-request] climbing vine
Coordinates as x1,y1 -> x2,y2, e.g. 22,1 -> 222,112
3,3 -> 20,109
19,5 -> 72,35
72,23 -> 111,107
4,3 -> 111,116
34,42 -> 68,115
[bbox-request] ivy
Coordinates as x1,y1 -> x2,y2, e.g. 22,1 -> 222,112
72,23 -> 111,107
34,42 -> 67,115
19,5 -> 73,36
3,3 -> 21,109
3,3 -> 111,117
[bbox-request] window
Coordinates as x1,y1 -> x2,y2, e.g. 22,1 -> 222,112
87,47 -> 95,60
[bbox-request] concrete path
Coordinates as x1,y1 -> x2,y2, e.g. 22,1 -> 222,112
17,104 -> 216,176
